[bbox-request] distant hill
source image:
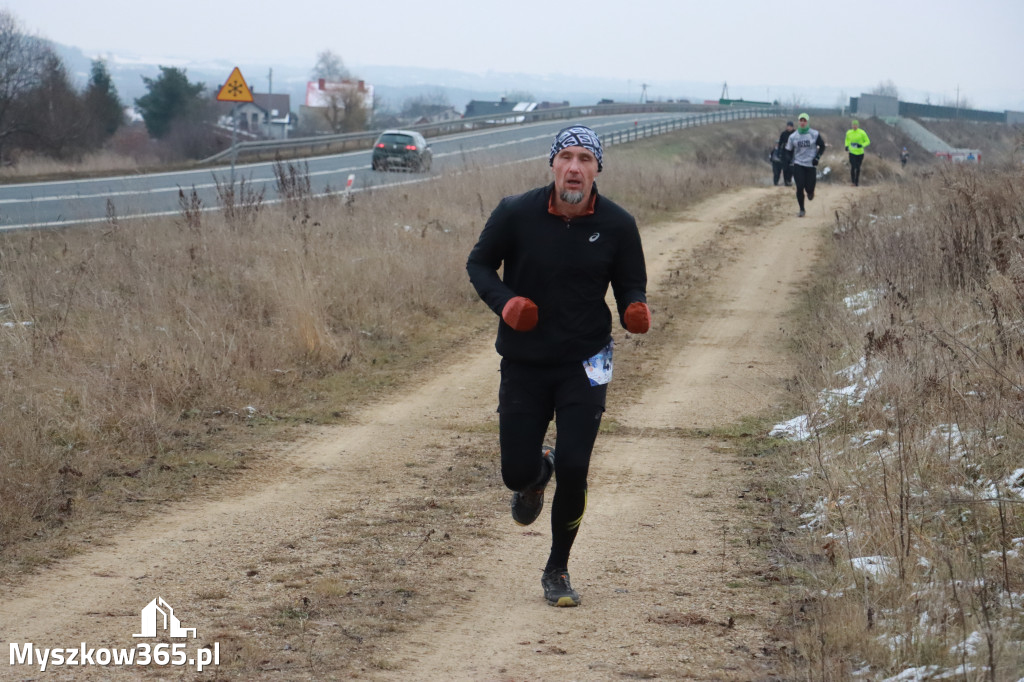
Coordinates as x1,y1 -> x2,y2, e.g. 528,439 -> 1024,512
48,42 -> 1024,119
50,43 -> 704,115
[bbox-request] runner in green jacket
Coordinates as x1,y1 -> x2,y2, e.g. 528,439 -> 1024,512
844,120 -> 871,186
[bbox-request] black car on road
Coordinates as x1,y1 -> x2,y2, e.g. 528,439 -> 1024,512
371,130 -> 432,172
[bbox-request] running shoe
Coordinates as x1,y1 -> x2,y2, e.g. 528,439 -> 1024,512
510,446 -> 555,526
542,568 -> 580,607
798,210 -> 805,217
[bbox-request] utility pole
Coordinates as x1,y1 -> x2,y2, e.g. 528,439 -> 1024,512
230,104 -> 238,185
267,68 -> 273,136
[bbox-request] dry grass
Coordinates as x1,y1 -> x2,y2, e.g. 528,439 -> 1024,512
0,121 -> 766,576
770,163 -> 1024,679
0,149 -> 151,182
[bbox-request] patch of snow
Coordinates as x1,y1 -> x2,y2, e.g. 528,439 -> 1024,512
844,289 -> 883,315
850,555 -> 894,578
770,414 -> 812,441
880,666 -> 939,681
950,631 -> 984,657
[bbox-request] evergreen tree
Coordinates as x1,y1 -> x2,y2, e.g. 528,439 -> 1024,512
135,66 -> 206,139
83,59 -> 123,146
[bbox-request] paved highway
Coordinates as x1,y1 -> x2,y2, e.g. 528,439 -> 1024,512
0,112 -> 694,231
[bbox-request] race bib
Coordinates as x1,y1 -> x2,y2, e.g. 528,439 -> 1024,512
583,341 -> 614,386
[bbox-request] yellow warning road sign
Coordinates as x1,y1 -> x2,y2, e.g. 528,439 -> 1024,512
216,67 -> 254,103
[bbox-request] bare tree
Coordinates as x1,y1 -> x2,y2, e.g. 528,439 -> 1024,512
871,80 -> 899,98
401,90 -> 451,119
504,90 -> 535,103
21,51 -> 86,159
369,96 -> 400,130
0,10 -> 56,162
783,93 -> 809,111
308,51 -> 368,132
835,90 -> 849,111
940,93 -> 973,110
311,50 -> 350,81
340,88 -> 367,132
318,87 -> 367,133
318,92 -> 345,133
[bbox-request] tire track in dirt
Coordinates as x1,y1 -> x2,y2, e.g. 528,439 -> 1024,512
0,185 -> 853,681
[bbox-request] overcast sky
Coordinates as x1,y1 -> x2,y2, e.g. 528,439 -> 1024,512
4,0 -> 1023,109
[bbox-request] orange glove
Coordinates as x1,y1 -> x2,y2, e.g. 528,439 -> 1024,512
624,302 -> 651,333
502,296 -> 538,331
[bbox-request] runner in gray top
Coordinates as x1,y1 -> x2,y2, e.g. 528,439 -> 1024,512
784,113 -> 826,217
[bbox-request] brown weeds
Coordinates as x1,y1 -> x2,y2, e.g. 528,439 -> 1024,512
777,164 -> 1024,679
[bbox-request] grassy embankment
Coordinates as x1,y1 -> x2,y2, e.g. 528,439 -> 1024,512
769,148 -> 1024,679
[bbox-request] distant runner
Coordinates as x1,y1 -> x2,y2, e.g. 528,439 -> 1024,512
769,143 -> 785,186
776,120 -> 796,186
844,119 -> 871,186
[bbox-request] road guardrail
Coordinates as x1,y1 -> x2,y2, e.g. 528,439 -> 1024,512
598,107 -> 785,147
200,104 -> 788,165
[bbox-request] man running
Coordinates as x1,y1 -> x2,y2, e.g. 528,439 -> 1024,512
466,125 -> 651,607
785,113 -> 827,217
776,121 -> 796,186
844,119 -> 871,186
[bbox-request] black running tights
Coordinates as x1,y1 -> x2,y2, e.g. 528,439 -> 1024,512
500,404 -> 602,572
849,153 -> 864,185
792,165 -> 817,210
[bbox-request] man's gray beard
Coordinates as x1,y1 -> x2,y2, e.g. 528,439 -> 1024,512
559,189 -> 585,204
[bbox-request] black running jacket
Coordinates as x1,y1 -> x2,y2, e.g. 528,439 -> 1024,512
467,183 -> 648,365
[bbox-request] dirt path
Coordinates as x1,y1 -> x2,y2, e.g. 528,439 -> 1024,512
0,185 -> 854,680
